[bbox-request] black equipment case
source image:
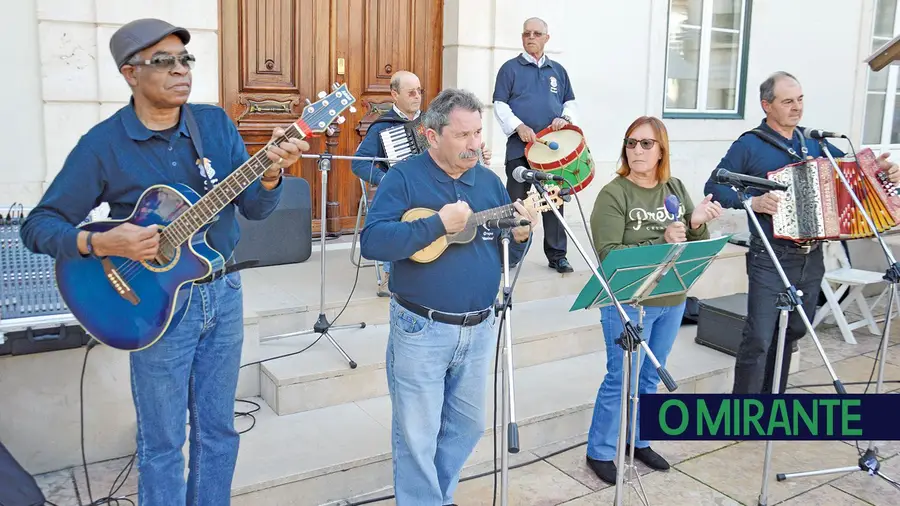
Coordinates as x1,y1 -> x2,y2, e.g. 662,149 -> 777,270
695,293 -> 748,356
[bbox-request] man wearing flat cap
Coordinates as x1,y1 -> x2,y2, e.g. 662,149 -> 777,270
21,18 -> 309,505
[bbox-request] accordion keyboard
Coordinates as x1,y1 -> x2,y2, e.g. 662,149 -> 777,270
380,125 -> 416,166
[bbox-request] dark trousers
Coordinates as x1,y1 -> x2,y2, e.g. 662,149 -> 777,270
733,238 -> 825,394
505,156 -> 567,262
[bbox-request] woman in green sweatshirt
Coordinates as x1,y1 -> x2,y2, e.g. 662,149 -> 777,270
585,116 -> 724,484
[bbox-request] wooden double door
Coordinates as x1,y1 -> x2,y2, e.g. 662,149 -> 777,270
220,0 -> 443,236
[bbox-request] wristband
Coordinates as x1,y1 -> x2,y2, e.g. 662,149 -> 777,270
86,231 -> 97,257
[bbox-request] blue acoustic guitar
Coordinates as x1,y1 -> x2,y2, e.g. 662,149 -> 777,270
55,83 -> 357,352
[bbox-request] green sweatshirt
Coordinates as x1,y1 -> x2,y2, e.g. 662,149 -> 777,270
589,176 -> 710,307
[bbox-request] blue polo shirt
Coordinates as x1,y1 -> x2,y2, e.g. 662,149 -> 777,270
703,119 -> 844,247
493,55 -> 574,161
360,151 -> 529,313
21,100 -> 282,262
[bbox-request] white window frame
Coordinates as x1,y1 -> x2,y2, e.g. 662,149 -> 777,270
663,0 -> 751,118
862,0 -> 900,152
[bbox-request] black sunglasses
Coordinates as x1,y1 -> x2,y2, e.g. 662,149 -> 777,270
624,138 -> 659,150
131,54 -> 196,71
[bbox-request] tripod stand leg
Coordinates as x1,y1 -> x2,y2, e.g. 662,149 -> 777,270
614,343 -> 631,506
258,155 -> 363,369
758,308 -> 789,506
778,283 -> 898,483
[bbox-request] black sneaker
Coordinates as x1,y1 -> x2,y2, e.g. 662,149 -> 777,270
586,456 -> 617,484
628,445 -> 670,470
549,258 -> 574,273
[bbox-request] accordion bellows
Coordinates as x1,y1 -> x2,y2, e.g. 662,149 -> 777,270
768,148 -> 900,241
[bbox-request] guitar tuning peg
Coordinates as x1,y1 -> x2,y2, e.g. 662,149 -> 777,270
305,98 -> 312,105
336,116 -> 346,124
326,126 -> 336,136
332,82 -> 339,90
317,91 -> 327,99
349,106 -> 357,113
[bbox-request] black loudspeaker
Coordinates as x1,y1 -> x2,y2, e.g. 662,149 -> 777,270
0,441 -> 45,505
233,175 -> 313,267
695,293 -> 748,356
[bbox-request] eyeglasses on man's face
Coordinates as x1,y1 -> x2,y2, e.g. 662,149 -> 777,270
131,54 -> 196,71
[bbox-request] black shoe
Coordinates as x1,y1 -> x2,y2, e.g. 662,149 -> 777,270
586,456 -> 617,484
549,258 -> 574,273
628,445 -> 670,470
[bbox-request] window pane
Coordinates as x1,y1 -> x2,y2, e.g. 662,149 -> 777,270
891,94 -> 900,144
874,0 -> 897,38
864,93 -> 886,145
869,40 -> 891,92
707,30 -> 740,110
670,0 -> 703,26
712,0 -> 743,30
666,27 -> 701,109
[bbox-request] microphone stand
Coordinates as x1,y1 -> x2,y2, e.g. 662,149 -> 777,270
530,179 -> 677,506
725,179 -> 847,506
493,226 -> 520,506
772,141 -> 900,486
260,150 -> 403,370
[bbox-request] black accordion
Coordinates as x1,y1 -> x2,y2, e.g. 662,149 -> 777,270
379,116 -> 429,166
378,115 -> 484,166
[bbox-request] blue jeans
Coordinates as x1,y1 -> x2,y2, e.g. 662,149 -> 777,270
587,301 -> 685,461
129,272 -> 244,505
383,261 -> 391,274
386,298 -> 496,505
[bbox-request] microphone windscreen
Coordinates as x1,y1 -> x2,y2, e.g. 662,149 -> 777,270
664,194 -> 680,217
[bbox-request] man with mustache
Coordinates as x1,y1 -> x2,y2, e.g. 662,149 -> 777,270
493,16 -> 576,273
704,71 -> 900,395
361,88 -> 537,505
352,71 -> 491,296
20,19 -> 308,505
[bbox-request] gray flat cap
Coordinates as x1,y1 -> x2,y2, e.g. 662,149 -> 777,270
110,18 -> 191,68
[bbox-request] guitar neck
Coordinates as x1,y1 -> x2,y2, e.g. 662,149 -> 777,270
469,203 -> 517,227
164,125 -> 306,246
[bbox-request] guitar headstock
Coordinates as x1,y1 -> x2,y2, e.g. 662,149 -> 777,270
292,82 -> 358,137
524,184 -> 564,212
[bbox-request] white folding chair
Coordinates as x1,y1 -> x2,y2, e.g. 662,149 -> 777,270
812,241 -> 891,344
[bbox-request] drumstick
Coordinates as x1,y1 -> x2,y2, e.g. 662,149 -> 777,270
534,138 -> 559,150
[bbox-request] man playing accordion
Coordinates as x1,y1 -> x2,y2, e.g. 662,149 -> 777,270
704,71 -> 900,395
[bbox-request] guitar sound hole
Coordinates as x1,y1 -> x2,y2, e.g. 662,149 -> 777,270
147,241 -> 178,269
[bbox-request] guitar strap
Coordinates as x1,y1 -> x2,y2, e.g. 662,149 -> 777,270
743,127 -> 808,162
182,104 -> 217,193
181,104 -> 259,274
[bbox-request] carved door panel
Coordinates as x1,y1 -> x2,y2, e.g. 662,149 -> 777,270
220,0 -> 443,235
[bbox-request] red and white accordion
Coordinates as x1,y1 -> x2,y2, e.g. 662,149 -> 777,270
767,148 -> 900,241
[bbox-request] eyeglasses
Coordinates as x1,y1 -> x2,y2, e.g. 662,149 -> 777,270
401,87 -> 424,98
130,54 -> 196,71
624,138 -> 659,150
522,31 -> 545,38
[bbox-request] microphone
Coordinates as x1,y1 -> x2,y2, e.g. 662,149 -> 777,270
485,217 -> 530,229
664,194 -> 681,220
512,166 -> 564,183
802,127 -> 847,140
714,168 -> 788,192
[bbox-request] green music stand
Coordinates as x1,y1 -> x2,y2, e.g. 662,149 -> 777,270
571,235 -> 731,312
570,234 -> 730,506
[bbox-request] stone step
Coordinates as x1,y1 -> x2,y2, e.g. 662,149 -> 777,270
258,295 -> 603,416
228,325 -> 737,505
0,316 -> 261,476
239,229 -> 749,341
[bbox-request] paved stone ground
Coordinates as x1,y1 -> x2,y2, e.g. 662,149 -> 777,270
34,302 -> 900,505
